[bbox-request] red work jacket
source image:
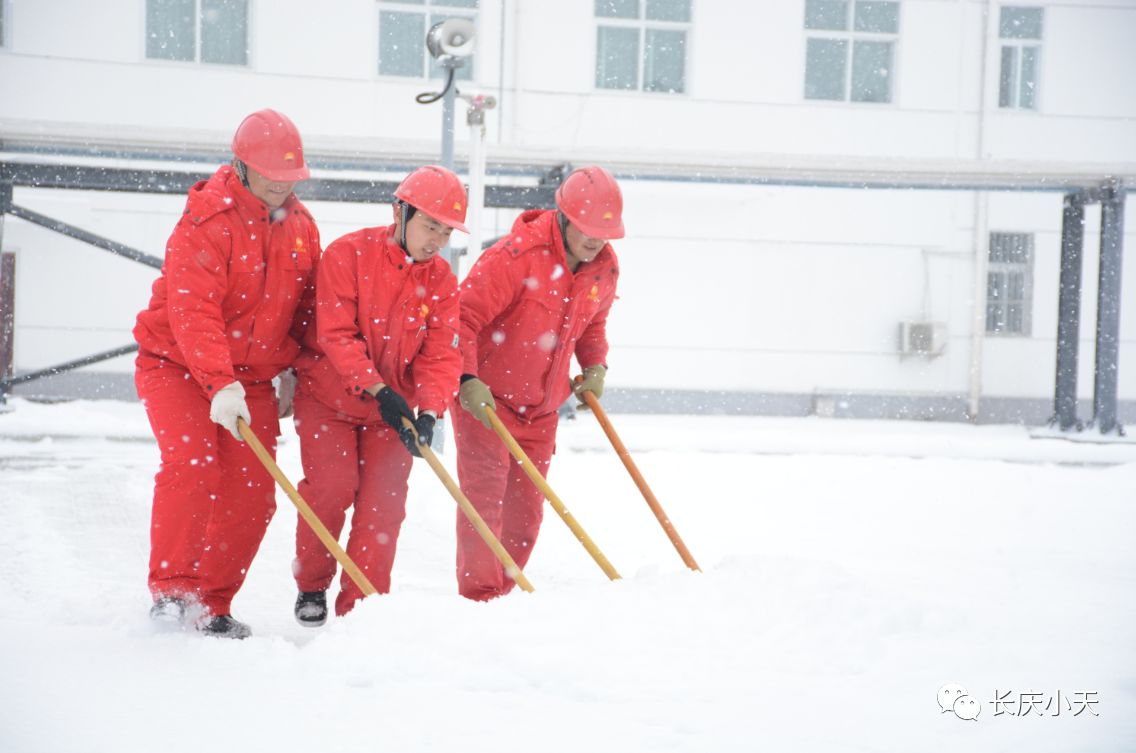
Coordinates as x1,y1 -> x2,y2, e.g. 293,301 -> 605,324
295,225 -> 461,418
134,165 -> 320,396
459,209 -> 619,420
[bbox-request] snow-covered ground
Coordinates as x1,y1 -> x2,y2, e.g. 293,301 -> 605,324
1,398 -> 1134,752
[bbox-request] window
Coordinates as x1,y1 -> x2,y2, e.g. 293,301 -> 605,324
998,6 -> 1042,110
804,0 -> 898,103
379,0 -> 478,81
146,0 -> 248,65
986,232 -> 1033,335
595,0 -> 690,94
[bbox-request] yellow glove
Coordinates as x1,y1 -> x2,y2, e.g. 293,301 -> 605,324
459,375 -> 496,430
572,364 -> 607,405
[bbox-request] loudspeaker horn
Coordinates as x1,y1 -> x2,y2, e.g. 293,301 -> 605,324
426,18 -> 476,59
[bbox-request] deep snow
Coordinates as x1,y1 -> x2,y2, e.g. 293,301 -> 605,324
1,398 -> 1134,752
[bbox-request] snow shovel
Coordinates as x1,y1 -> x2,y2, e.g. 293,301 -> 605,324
237,418 -> 378,597
400,417 -> 535,594
574,378 -> 701,572
484,406 -> 621,581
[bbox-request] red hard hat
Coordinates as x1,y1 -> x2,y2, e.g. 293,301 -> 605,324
231,109 -> 310,182
555,165 -> 624,240
394,165 -> 469,233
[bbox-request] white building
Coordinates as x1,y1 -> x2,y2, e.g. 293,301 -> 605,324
1,0 -> 1134,425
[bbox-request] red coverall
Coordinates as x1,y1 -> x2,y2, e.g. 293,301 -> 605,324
134,165 -> 320,617
292,226 -> 461,615
455,209 -> 619,600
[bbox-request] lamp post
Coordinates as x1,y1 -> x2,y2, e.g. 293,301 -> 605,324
415,19 -> 476,450
417,18 -> 477,268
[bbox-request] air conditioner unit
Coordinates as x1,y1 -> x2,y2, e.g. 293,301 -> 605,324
898,321 -> 947,358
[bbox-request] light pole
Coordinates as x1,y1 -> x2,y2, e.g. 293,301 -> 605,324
415,19 -> 476,450
416,18 -> 477,269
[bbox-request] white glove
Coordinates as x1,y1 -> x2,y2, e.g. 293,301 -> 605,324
210,381 -> 251,441
275,369 -> 297,418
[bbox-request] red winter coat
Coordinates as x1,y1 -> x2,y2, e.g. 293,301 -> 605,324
294,225 -> 461,418
460,209 -> 619,419
134,165 -> 320,396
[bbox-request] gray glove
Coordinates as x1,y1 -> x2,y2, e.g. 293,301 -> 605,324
458,374 -> 496,430
572,364 -> 607,404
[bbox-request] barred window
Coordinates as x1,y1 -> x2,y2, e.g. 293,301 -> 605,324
804,0 -> 899,103
998,6 -> 1043,110
146,0 -> 248,66
595,0 -> 690,94
986,232 -> 1034,336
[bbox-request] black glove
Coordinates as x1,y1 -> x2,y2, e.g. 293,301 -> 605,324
399,413 -> 436,457
374,386 -> 415,433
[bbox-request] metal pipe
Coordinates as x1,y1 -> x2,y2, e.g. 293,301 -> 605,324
966,0 -> 994,421
0,343 -> 139,389
0,253 -> 14,402
1091,182 -> 1126,434
1053,193 -> 1086,430
8,204 -> 163,269
462,93 -> 496,273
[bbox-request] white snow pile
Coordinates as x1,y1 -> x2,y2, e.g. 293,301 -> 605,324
1,397 -> 1133,752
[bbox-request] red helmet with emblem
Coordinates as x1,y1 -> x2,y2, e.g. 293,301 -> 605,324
231,109 -> 310,182
394,165 -> 469,233
555,165 -> 624,240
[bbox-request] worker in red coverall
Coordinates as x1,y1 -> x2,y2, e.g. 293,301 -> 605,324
290,166 -> 466,625
134,109 -> 320,639
454,165 -> 624,601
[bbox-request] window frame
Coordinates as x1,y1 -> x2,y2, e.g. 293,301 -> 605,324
803,0 -> 900,105
985,231 -> 1035,337
144,0 -> 251,67
997,6 -> 1043,111
594,0 -> 692,96
376,0 -> 479,81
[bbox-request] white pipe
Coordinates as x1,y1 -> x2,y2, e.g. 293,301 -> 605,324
967,0 -> 993,420
467,109 -> 487,271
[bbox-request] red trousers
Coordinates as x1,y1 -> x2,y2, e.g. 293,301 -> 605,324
136,356 -> 279,616
292,391 -> 412,616
452,404 -> 557,600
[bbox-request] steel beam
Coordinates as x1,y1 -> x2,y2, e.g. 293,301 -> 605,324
0,162 -> 556,208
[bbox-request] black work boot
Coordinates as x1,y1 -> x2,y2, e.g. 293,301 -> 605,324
198,614 -> 252,640
294,591 -> 328,627
149,595 -> 187,625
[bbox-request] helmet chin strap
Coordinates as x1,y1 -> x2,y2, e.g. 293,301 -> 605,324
397,201 -> 416,253
232,158 -> 249,187
558,211 -> 580,269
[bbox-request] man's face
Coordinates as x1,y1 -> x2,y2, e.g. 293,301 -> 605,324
564,220 -> 607,269
245,167 -> 296,210
399,207 -> 454,263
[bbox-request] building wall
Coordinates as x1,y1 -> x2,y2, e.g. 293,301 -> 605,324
1,0 -> 1134,412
